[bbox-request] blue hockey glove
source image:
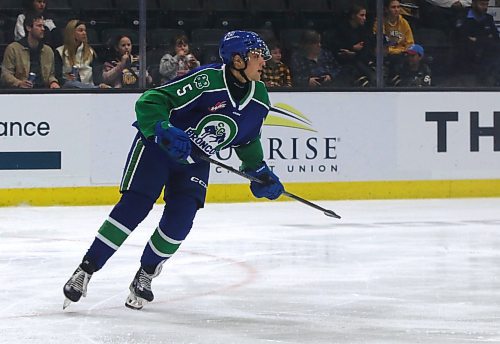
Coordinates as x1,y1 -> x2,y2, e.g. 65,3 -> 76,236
246,162 -> 284,200
154,121 -> 191,161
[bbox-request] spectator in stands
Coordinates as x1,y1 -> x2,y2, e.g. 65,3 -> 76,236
420,0 -> 471,32
290,30 -> 342,88
389,44 -> 432,87
102,35 -> 152,88
15,0 -> 60,47
1,12 -> 60,89
261,40 -> 292,88
454,0 -> 500,86
373,0 -> 415,71
159,34 -> 200,83
334,3 -> 376,87
55,20 -> 109,89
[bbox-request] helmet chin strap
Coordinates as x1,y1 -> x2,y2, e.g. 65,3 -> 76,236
239,69 -> 250,83
232,57 -> 250,83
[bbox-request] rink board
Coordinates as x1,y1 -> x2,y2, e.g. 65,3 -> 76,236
0,91 -> 499,206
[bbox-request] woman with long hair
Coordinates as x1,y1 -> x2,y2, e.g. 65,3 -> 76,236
334,3 -> 376,86
55,19 -> 108,88
373,0 -> 415,70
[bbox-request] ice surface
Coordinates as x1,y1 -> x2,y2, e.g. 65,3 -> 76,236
1,198 -> 499,344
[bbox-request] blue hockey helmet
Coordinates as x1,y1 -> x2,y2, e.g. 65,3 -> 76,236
219,30 -> 271,65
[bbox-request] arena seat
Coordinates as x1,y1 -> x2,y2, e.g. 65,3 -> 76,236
246,0 -> 291,30
72,0 -> 117,28
204,0 -> 249,30
101,28 -> 139,46
147,28 -> 186,49
158,0 -> 208,30
191,28 -> 228,46
288,0 -> 334,31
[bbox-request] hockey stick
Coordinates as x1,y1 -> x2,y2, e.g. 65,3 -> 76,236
194,153 -> 341,219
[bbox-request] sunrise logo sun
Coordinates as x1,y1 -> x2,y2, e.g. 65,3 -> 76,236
264,103 -> 316,132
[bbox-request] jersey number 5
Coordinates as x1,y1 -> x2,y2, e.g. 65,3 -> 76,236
177,83 -> 193,96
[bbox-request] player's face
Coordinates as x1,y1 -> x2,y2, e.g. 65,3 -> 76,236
244,51 -> 266,81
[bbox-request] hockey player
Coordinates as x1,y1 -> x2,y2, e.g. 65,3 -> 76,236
63,31 -> 284,310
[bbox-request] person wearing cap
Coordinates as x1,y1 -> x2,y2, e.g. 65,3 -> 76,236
390,43 -> 432,87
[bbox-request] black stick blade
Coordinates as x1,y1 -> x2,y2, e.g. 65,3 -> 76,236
324,210 -> 341,219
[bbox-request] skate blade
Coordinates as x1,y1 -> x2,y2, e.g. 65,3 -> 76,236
125,292 -> 147,310
63,298 -> 72,310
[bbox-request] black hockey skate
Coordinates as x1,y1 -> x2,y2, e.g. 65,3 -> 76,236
125,268 -> 155,310
63,261 -> 94,310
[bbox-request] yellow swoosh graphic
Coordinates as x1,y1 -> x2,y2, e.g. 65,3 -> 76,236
273,102 -> 312,124
264,115 -> 317,132
264,103 -> 316,132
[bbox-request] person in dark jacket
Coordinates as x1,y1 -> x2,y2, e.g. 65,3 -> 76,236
333,3 -> 376,86
290,30 -> 342,87
454,0 -> 500,85
390,44 -> 432,87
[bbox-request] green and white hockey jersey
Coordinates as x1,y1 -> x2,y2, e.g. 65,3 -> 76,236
134,63 -> 271,170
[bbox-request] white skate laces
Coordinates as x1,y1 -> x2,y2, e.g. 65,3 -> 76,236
125,268 -> 155,310
63,267 -> 93,310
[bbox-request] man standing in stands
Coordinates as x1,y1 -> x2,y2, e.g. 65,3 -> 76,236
1,12 -> 60,88
455,0 -> 499,85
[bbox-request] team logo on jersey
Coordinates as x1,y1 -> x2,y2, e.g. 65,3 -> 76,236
209,101 -> 227,112
194,74 -> 210,89
186,114 -> 238,155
